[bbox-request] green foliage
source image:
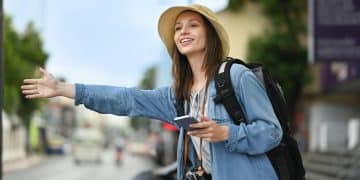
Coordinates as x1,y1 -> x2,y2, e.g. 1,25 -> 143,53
227,0 -> 261,11
258,0 -> 307,35
247,32 -> 310,103
228,1 -> 309,115
139,66 -> 157,89
4,15 -> 48,127
130,66 -> 157,130
227,0 -> 247,11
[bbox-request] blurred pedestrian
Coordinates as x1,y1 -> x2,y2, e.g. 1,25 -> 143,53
114,137 -> 125,166
22,4 -> 282,180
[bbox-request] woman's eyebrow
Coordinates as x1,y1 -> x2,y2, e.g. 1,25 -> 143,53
175,18 -> 201,25
189,19 -> 201,23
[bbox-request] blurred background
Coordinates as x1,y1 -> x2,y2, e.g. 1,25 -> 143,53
2,0 -> 360,180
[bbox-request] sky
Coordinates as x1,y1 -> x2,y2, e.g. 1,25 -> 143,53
4,0 -> 228,87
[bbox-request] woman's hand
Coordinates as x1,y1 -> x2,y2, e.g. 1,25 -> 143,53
21,67 -> 75,99
188,116 -> 229,142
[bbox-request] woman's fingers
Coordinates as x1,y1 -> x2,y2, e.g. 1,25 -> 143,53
190,120 -> 213,129
189,127 -> 209,135
22,89 -> 38,95
190,123 -> 205,129
188,117 -> 229,142
189,131 -> 213,138
23,78 -> 40,84
25,94 -> 42,99
189,122 -> 214,135
21,68 -> 53,99
21,84 -> 36,90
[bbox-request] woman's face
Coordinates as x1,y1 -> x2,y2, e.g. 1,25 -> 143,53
174,11 -> 206,57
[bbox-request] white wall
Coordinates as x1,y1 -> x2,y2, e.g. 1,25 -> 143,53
2,111 -> 27,162
309,103 -> 360,152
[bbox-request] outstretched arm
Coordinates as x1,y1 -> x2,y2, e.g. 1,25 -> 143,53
74,84 -> 177,123
21,68 -> 178,125
21,67 -> 75,99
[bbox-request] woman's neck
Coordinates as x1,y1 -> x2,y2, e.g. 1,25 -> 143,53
187,53 -> 207,91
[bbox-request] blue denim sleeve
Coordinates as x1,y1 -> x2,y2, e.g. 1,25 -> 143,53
224,65 -> 283,155
74,84 -> 178,125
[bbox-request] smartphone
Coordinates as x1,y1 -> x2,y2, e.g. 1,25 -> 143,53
174,115 -> 198,131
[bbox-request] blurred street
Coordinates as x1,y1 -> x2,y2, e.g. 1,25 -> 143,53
3,149 -> 156,180
3,0 -> 360,180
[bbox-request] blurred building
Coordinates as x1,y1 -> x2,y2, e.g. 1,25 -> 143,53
301,61 -> 360,179
217,2 -> 270,60
302,61 -> 360,152
43,96 -> 77,154
306,0 -> 360,154
45,96 -> 76,137
303,1 -> 360,179
2,111 -> 27,162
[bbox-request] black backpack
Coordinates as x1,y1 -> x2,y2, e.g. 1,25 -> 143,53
213,57 -> 305,180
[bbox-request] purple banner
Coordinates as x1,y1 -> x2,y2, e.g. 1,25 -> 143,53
321,61 -> 360,89
311,0 -> 360,62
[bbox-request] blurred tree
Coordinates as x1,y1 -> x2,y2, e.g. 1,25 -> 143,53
227,0 -> 310,119
130,66 -> 157,130
4,15 -> 48,129
227,0 -> 252,11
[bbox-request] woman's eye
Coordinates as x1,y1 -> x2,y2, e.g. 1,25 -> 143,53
175,27 -> 181,31
191,24 -> 198,27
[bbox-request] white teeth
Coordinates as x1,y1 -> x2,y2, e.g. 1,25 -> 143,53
180,38 -> 193,43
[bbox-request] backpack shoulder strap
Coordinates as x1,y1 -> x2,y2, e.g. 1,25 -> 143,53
214,57 -> 246,125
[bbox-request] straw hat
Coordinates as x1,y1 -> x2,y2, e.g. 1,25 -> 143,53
158,4 -> 230,60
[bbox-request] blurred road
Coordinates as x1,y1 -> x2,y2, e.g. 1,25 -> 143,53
3,149 -> 156,180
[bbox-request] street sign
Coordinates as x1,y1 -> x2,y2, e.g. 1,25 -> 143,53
309,0 -> 360,63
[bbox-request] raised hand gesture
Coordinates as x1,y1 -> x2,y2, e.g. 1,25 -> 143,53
21,67 -> 75,99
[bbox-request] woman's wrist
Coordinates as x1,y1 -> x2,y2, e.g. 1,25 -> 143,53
221,126 -> 229,141
56,82 -> 75,99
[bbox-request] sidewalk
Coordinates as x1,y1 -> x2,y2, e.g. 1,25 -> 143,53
3,155 -> 43,174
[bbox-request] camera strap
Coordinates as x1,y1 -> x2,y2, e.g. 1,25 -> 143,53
182,85 -> 208,178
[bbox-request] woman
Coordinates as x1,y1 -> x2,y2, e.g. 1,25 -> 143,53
22,4 -> 282,180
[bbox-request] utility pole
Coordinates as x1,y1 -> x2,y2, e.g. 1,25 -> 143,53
1,0 -> 4,177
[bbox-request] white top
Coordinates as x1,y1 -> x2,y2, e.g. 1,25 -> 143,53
189,87 -> 211,174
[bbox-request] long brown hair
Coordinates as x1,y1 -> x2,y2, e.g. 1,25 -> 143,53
172,12 -> 223,101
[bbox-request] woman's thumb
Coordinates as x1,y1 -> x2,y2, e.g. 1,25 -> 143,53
39,67 -> 48,76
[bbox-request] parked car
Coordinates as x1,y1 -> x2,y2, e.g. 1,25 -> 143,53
46,134 -> 65,155
72,128 -> 104,165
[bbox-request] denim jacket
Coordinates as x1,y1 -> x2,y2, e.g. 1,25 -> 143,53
75,64 -> 282,180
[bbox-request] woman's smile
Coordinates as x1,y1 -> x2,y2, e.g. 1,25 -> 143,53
179,37 -> 195,47
180,37 -> 194,45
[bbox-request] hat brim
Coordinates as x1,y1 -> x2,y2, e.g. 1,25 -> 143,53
158,4 -> 229,61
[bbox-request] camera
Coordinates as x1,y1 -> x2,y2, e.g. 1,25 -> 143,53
185,170 -> 199,180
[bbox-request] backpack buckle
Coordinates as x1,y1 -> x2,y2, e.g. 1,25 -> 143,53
216,78 -> 225,88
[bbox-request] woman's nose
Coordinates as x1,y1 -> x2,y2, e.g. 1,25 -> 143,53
180,26 -> 189,35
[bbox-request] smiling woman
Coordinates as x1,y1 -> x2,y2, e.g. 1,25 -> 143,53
21,4 -> 282,180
